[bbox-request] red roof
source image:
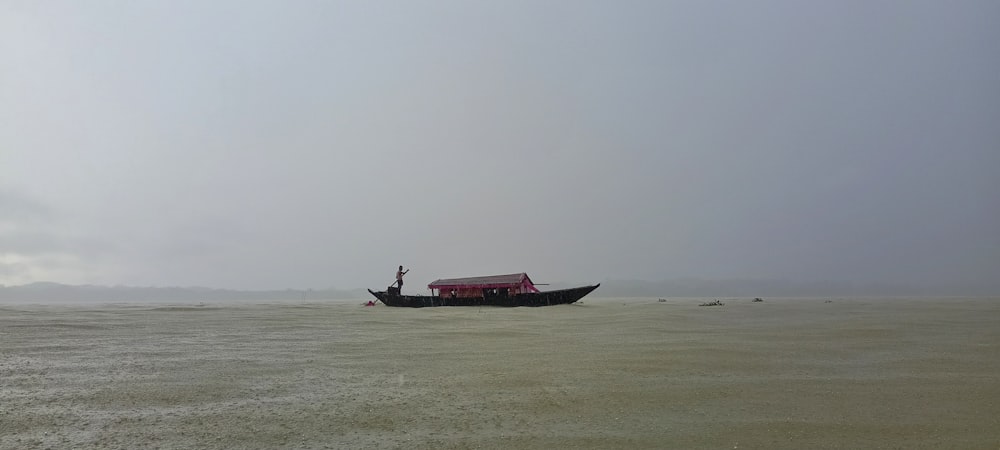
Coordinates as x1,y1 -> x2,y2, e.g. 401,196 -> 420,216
428,273 -> 536,290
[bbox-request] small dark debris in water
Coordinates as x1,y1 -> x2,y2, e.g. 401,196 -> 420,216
752,297 -> 763,302
699,299 -> 724,307
658,298 -> 667,303
824,300 -> 833,303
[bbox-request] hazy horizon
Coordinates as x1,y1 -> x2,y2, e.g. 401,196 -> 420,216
2,276 -> 996,300
3,2 -> 998,292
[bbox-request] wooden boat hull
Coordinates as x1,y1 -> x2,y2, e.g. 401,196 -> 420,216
368,284 -> 599,308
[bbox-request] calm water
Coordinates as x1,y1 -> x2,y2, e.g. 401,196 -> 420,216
2,297 -> 999,449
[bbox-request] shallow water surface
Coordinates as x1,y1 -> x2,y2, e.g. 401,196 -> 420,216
2,297 -> 998,449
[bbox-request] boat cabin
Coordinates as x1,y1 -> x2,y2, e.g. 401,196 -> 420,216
427,273 -> 541,298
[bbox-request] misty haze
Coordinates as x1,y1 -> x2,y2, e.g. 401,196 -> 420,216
1,1 -> 998,449
1,2 -> 997,294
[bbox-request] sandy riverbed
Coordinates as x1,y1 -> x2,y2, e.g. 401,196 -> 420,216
2,297 -> 998,449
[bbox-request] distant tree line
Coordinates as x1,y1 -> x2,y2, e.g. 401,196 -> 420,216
0,282 -> 367,302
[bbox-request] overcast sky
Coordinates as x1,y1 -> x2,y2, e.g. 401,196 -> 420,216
2,1 -> 998,292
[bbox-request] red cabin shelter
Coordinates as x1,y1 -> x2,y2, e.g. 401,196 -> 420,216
427,273 -> 541,298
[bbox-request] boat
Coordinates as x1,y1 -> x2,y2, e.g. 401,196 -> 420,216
367,273 -> 599,307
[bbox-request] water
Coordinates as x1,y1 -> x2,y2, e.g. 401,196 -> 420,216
2,297 -> 998,448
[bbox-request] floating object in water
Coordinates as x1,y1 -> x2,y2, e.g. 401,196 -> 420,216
369,273 -> 599,307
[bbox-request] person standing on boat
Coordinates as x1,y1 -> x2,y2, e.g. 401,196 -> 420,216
395,265 -> 408,293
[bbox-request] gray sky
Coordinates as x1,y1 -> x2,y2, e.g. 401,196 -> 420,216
2,1 -> 998,292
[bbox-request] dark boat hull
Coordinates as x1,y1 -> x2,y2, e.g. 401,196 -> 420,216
368,284 -> 599,308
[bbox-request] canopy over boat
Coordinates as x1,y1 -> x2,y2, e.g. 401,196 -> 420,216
371,272 -> 597,307
427,273 -> 540,296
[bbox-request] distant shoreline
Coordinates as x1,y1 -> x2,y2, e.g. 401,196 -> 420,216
2,279 -> 996,303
